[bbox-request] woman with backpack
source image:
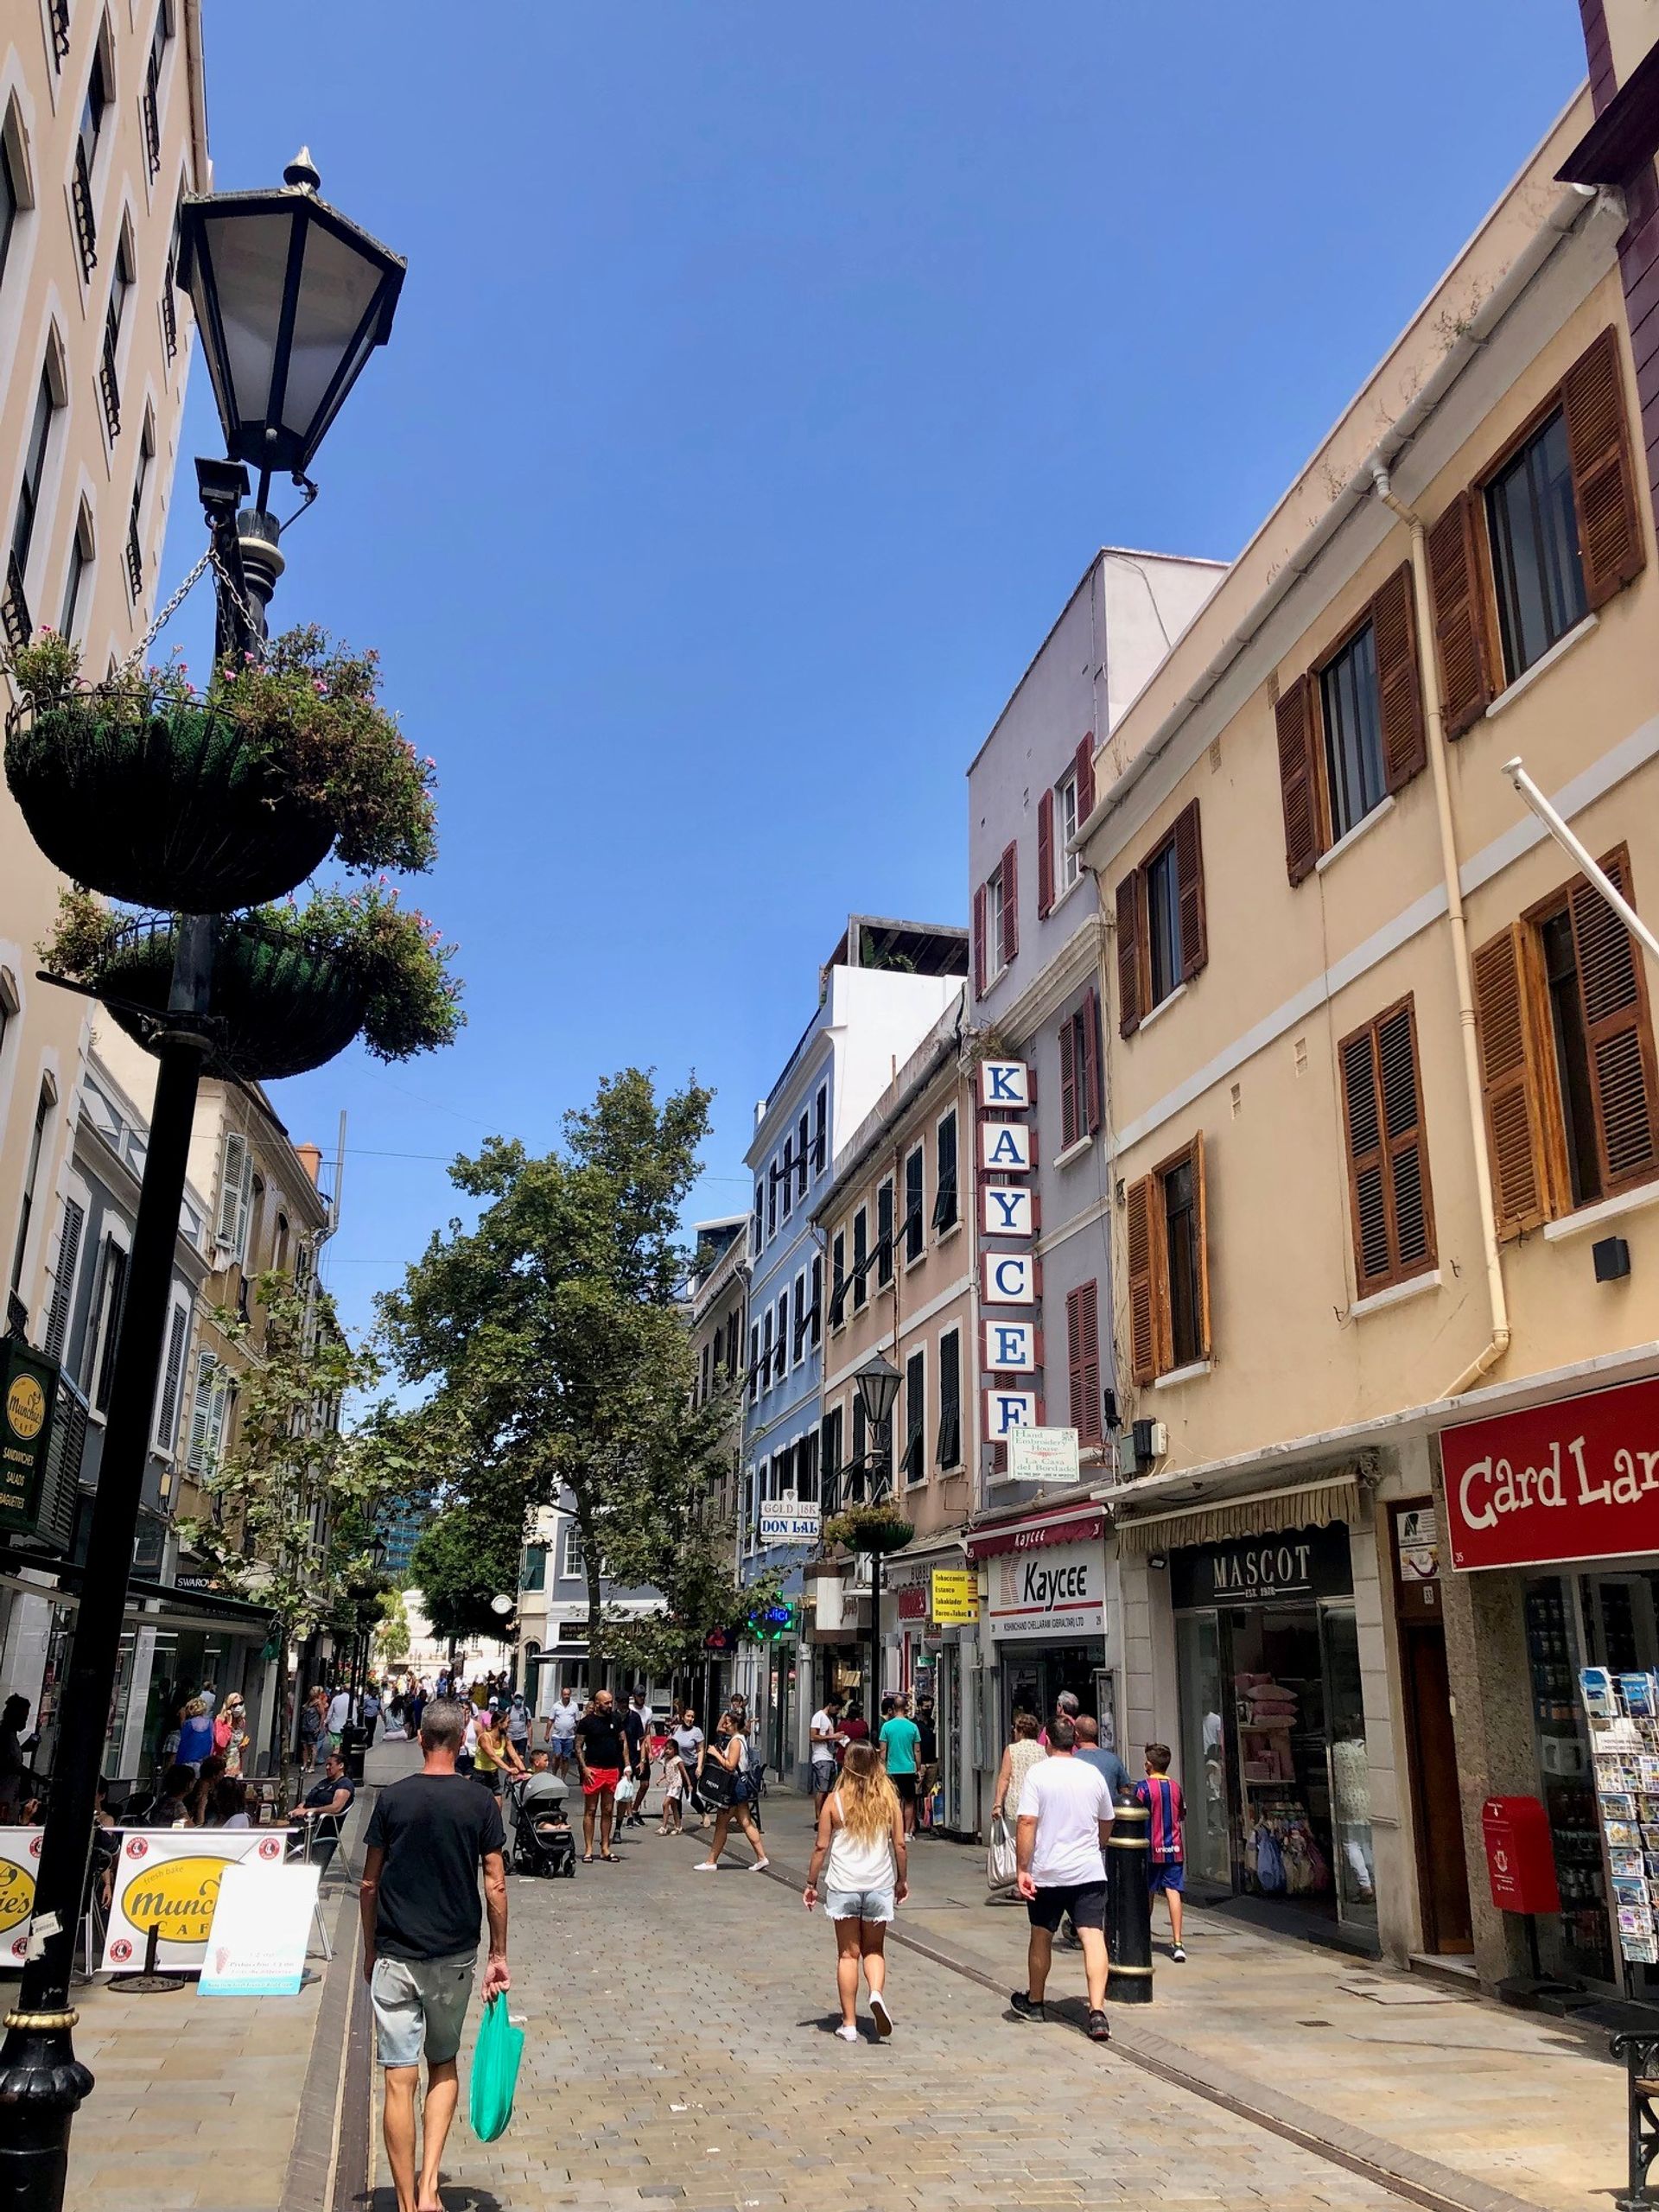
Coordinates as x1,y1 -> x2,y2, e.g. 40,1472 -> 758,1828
803,1740 -> 907,2041
691,1712 -> 769,1873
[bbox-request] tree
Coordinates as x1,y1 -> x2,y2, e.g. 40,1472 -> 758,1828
374,1589 -> 411,1665
379,1069 -> 734,1675
177,1269 -> 397,1801
408,1481 -> 528,1645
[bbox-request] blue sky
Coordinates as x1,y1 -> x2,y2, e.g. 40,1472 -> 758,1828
162,0 -> 1586,1338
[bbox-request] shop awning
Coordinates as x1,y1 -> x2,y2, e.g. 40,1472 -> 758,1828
1113,1471 -> 1364,1557
966,1508 -> 1105,1561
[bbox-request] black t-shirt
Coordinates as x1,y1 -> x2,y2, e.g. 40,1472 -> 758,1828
365,1772 -> 505,1961
302,1772 -> 357,1827
917,1713 -> 938,1761
575,1711 -> 628,1770
623,1707 -> 646,1755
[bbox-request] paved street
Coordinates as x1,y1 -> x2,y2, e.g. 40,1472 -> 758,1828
369,1805 -> 1408,2212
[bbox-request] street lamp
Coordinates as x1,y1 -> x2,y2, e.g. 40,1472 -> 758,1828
0,155 -> 403,2212
853,1355 -> 902,1719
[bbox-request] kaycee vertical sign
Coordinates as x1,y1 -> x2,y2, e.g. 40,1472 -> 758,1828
1440,1375 -> 1659,1571
978,1059 -> 1043,1454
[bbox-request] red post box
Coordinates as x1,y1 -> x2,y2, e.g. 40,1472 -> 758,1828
1481,1796 -> 1560,1916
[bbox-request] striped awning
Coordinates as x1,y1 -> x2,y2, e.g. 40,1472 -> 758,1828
1114,1471 -> 1364,1557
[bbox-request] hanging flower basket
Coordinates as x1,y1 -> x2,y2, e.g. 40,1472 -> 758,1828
93,914 -> 368,1080
822,1505 -> 915,1556
4,626 -> 438,912
7,696 -> 336,912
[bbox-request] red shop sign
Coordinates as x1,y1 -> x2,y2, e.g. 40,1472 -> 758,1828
966,1511 -> 1104,1561
895,1586 -> 928,1621
1441,1374 -> 1659,1572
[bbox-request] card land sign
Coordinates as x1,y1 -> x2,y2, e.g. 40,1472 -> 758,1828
101,1830 -> 285,1972
1441,1375 -> 1659,1571
0,1827 -> 43,1964
200,1861 -> 320,1996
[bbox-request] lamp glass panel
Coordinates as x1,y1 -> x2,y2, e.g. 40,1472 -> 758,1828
280,219 -> 387,440
197,208 -> 295,428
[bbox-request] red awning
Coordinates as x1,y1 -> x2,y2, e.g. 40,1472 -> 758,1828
966,1509 -> 1105,1560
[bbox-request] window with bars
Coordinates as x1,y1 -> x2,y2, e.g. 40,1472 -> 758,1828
932,1109 -> 958,1231
903,1146 -> 925,1263
1338,997 -> 1435,1294
143,3 -> 172,175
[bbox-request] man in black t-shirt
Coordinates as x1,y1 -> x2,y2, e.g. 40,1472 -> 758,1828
621,1691 -> 651,1827
575,1688 -> 629,1862
361,1698 -> 509,2212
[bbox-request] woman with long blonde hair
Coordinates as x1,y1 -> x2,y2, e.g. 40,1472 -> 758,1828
804,1740 -> 907,2041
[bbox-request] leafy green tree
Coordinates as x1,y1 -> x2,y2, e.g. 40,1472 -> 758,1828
408,1481 -> 530,1645
380,1069 -> 735,1675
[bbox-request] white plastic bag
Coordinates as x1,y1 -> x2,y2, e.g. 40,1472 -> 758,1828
986,1809 -> 1018,1894
614,1773 -> 637,1807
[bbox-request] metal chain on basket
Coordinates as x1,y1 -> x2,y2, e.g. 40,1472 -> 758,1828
113,541 -> 268,683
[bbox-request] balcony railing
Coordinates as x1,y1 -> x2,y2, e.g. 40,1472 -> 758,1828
72,139 -> 98,276
2,550 -> 30,652
143,67 -> 161,176
161,274 -> 177,360
49,0 -> 69,64
124,516 -> 143,601
99,326 -> 121,440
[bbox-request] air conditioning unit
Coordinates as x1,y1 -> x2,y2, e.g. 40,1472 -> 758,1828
1117,1420 -> 1167,1478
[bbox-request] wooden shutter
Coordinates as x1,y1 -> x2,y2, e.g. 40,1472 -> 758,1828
973,884 -> 987,997
1371,563 -> 1427,792
1037,789 -> 1055,919
1126,1176 -> 1157,1384
1173,798 -> 1207,980
1427,493 -> 1492,737
1066,1280 -> 1101,1443
1339,999 -> 1435,1293
1075,734 -> 1096,822
43,1197 -> 84,1362
1274,674 -> 1322,884
1472,924 -> 1552,1238
1082,987 -> 1103,1134
1000,841 -> 1019,965
1563,327 -> 1645,610
1570,845 -> 1659,1193
215,1131 -> 248,1249
1058,1012 -> 1078,1150
1116,870 -> 1142,1038
186,1351 -> 216,1476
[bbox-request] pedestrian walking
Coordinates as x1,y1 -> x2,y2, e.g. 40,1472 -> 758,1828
991,1710 -> 1046,1824
809,1693 -> 845,1817
362,1682 -> 382,1746
839,1700 -> 869,1754
474,1707 -> 524,1796
803,1740 -> 907,2041
301,1687 -> 329,1771
1135,1742 -> 1187,1961
548,1687 -> 580,1778
176,1694 -> 216,1770
1039,1688 -> 1082,1750
914,1694 -> 939,1829
360,1698 -> 509,2212
1074,1714 -> 1131,1800
623,1690 -> 651,1826
670,1707 -> 707,1828
692,1712 -> 768,1872
326,1681 -> 354,1751
505,1690 -> 531,1764
877,1694 -> 922,1838
658,1737 -> 688,1834
213,1691 -> 251,1777
1009,1714 -> 1114,2042
575,1688 -> 629,1862
0,1694 -> 40,1821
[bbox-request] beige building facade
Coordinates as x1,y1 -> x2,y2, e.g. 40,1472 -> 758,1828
1078,75 -> 1659,1984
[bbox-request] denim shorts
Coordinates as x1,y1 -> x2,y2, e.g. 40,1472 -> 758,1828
371,1951 -> 475,2068
823,1886 -> 895,1923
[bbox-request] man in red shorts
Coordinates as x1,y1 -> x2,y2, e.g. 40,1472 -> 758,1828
574,1688 -> 629,1863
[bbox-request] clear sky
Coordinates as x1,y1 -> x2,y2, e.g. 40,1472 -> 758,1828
161,0 -> 1586,1338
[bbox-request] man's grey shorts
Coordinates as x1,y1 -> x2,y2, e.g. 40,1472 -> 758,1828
371,1951 -> 475,2068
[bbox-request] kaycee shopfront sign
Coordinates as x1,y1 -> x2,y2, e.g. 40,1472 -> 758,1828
1442,1374 -> 1659,1572
986,1535 -> 1104,1641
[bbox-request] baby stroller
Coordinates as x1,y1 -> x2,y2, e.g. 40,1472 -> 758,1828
506,1773 -> 576,1878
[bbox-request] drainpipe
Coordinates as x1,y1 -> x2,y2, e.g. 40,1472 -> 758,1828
1370,463 -> 1510,1397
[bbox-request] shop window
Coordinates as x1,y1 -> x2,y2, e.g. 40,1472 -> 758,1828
1115,802 -> 1207,1034
1338,996 -> 1436,1294
1474,842 -> 1659,1235
1126,1134 -> 1210,1384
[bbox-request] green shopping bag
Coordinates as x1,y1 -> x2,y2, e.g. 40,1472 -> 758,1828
468,1993 -> 524,2142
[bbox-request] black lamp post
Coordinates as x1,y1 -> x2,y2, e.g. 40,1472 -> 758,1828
0,155 -> 402,2212
853,1354 -> 901,1721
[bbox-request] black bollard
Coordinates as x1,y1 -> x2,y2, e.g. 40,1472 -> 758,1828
1611,2031 -> 1659,2210
1106,1798 -> 1154,2005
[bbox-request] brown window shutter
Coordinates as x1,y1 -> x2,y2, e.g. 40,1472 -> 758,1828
1058,1010 -> 1078,1151
1066,1280 -> 1101,1443
1471,924 -> 1551,1238
1037,789 -> 1055,919
1562,326 -> 1646,611
1001,841 -> 1019,965
1081,987 -> 1103,1134
1116,871 -> 1142,1038
1371,563 -> 1427,792
1570,845 -> 1659,1193
1075,734 -> 1096,822
1065,1284 -> 1085,1430
1274,675 -> 1322,884
1340,1025 -> 1389,1287
1339,998 -> 1435,1292
973,883 -> 987,997
1427,493 -> 1492,737
1191,1131 -> 1212,1363
1173,798 -> 1207,980
1126,1176 -> 1157,1384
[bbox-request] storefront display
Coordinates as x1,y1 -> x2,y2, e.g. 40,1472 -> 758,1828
969,1505 -> 1109,1748
1170,1521 -> 1376,1934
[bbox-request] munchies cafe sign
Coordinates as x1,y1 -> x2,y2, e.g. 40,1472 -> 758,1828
1442,1375 -> 1659,1572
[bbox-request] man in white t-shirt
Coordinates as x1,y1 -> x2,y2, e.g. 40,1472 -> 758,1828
548,1689 -> 581,1777
1010,1715 -> 1114,2041
326,1687 -> 354,1749
808,1693 -> 844,1815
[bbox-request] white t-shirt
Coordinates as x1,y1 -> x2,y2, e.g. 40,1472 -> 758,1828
550,1702 -> 579,1739
809,1710 -> 839,1760
1018,1755 -> 1113,1887
326,1692 -> 352,1733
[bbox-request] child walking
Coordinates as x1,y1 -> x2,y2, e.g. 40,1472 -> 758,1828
658,1739 -> 686,1834
1134,1743 -> 1187,1962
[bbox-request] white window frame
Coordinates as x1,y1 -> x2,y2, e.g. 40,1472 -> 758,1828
986,863 -> 1007,977
561,1520 -> 586,1582
1057,771 -> 1081,895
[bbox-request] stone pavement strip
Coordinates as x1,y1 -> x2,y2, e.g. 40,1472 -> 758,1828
361,1792 -> 1625,2212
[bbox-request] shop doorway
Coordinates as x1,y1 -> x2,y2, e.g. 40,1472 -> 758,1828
1000,1644 -> 1102,1741
1400,1620 -> 1471,1953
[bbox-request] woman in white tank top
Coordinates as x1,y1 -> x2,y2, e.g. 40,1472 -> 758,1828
804,1742 -> 908,2041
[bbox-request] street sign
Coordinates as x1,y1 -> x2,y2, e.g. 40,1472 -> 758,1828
931,1568 -> 978,1624
200,1861 -> 320,1995
759,1503 -> 820,1546
1006,1426 -> 1080,1484
0,1339 -> 57,1541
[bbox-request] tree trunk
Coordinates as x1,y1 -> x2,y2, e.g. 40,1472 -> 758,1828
585,1544 -> 605,1688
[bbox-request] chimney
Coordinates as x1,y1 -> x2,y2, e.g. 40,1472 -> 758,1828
295,1142 -> 323,1186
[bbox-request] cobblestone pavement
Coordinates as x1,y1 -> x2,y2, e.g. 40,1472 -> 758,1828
372,1812 -> 1411,2212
